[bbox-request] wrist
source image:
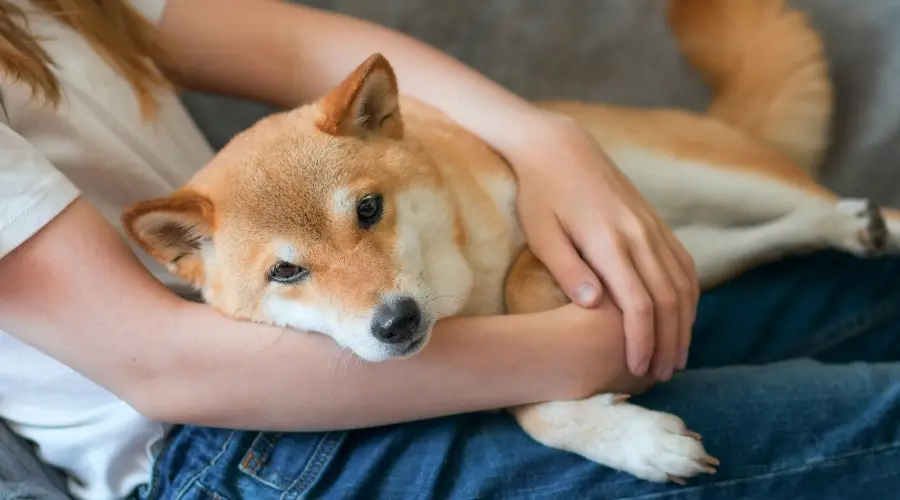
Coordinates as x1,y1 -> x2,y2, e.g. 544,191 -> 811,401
422,313 -> 564,406
547,301 -> 633,400
421,310 -> 601,406
492,108 -> 591,174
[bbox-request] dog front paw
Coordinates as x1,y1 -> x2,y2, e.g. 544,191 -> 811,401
516,396 -> 719,484
586,405 -> 718,484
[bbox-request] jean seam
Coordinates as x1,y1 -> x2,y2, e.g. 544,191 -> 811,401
174,431 -> 235,500
195,483 -> 229,500
284,432 -> 345,500
137,426 -> 182,500
238,433 -> 293,490
780,297 -> 900,359
619,441 -> 900,500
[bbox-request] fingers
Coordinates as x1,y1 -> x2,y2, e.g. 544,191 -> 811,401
628,235 -> 681,381
607,373 -> 658,395
649,234 -> 697,379
579,216 -> 696,380
582,235 -> 656,376
527,215 -> 603,308
661,229 -> 699,369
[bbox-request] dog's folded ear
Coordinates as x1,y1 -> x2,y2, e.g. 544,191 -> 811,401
121,190 -> 215,287
316,53 -> 403,139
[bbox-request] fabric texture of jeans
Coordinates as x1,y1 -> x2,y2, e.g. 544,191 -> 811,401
135,250 -> 900,500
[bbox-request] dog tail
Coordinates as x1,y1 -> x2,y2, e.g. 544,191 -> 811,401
667,0 -> 833,176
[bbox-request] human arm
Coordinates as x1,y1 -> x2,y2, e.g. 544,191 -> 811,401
154,0 -> 700,381
0,194 -> 648,431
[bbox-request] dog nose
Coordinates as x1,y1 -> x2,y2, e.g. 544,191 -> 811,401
371,297 -> 422,344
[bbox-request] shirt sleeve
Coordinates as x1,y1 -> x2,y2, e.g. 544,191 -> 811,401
130,0 -> 169,25
0,123 -> 80,259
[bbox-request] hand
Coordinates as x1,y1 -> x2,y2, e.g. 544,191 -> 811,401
507,112 -> 700,382
545,301 -> 658,399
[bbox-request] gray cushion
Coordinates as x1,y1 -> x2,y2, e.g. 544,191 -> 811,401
0,421 -> 70,500
182,0 -> 900,205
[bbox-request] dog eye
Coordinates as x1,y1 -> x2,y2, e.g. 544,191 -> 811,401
268,262 -> 310,283
356,194 -> 384,229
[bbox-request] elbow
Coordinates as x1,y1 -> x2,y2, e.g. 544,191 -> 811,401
120,375 -> 185,423
125,380 -> 217,425
116,362 -> 206,424
119,359 -> 235,427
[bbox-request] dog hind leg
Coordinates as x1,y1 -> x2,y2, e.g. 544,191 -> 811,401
678,198 -> 890,289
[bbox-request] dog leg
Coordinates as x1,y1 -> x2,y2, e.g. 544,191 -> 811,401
504,249 -> 717,483
677,198 -> 890,288
513,393 -> 718,483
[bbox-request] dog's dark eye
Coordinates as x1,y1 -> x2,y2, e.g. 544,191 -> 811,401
356,194 -> 384,229
268,262 -> 310,283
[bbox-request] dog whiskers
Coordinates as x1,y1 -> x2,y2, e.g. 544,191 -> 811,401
330,342 -> 356,381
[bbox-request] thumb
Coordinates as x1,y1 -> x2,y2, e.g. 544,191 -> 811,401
528,220 -> 603,308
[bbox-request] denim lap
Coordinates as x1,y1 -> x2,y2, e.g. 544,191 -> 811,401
140,252 -> 900,499
142,361 -> 900,500
687,250 -> 900,368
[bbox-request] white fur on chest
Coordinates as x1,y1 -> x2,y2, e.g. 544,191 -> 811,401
394,186 -> 474,320
454,175 -> 524,316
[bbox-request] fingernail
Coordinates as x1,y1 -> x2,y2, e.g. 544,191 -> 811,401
656,365 -> 674,382
636,358 -> 651,376
677,348 -> 689,370
574,283 -> 598,305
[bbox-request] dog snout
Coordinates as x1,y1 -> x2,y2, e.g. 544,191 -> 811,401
371,297 -> 422,344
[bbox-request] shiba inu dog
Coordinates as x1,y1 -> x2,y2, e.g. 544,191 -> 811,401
122,0 -> 900,484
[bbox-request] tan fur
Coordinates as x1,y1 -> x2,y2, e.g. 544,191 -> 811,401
122,0 -> 899,484
317,53 -> 404,139
504,249 -> 568,315
667,0 -> 832,173
539,102 -> 829,192
121,189 -> 215,287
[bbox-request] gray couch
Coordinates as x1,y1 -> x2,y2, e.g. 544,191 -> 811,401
182,0 -> 900,205
3,0 -> 899,498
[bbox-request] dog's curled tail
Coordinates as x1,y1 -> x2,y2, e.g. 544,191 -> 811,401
668,0 -> 832,176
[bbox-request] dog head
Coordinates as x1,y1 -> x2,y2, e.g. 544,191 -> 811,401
122,54 -> 473,362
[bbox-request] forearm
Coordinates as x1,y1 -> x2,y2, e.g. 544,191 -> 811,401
156,303 -> 621,430
159,0 -> 559,160
0,199 -> 626,430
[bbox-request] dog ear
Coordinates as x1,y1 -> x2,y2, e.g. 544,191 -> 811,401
317,53 -> 403,139
121,190 -> 215,287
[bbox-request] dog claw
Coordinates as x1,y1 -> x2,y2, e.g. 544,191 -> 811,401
612,394 -> 631,404
667,474 -> 687,485
681,430 -> 702,441
865,201 -> 889,250
852,200 -> 888,254
836,198 -> 891,257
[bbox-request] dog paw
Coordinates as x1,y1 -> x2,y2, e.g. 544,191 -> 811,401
552,401 -> 718,484
515,397 -> 718,484
594,405 -> 717,483
832,198 -> 888,256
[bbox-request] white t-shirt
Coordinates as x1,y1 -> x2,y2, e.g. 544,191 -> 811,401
0,1 -> 216,499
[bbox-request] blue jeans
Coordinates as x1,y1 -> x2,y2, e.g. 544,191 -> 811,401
137,251 -> 900,499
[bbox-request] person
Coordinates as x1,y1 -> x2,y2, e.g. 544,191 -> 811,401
1,0 -> 899,499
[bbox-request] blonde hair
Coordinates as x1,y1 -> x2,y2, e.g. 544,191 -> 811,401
0,0 -> 171,118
